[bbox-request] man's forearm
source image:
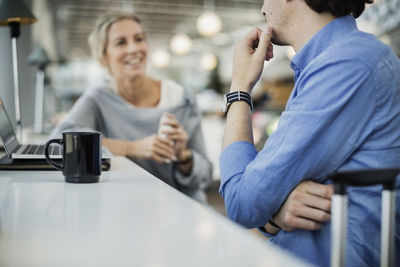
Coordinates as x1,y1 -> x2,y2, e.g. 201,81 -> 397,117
223,100 -> 254,148
222,27 -> 273,149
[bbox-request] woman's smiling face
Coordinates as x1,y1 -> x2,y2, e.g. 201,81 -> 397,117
104,19 -> 147,80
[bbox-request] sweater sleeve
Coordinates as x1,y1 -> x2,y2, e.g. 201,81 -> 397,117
173,96 -> 213,190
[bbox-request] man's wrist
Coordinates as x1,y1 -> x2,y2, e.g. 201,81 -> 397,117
259,222 -> 281,235
222,91 -> 253,114
229,84 -> 251,93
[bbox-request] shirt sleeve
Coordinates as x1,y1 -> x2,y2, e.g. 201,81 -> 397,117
219,59 -> 377,228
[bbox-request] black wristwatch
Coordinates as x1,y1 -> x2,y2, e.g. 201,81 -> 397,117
221,91 -> 253,114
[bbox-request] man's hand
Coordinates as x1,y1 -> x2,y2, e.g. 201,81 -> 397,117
231,27 -> 274,93
266,181 -> 333,234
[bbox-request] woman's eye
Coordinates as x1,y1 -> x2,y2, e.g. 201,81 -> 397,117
135,35 -> 145,42
115,40 -> 126,46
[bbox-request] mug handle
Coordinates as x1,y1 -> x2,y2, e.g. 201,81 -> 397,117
45,139 -> 64,171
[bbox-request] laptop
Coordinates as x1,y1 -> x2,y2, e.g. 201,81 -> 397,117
0,97 -> 111,169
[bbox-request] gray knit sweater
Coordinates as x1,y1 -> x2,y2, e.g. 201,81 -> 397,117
51,80 -> 212,203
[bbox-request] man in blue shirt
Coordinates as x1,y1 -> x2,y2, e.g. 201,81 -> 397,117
219,0 -> 400,266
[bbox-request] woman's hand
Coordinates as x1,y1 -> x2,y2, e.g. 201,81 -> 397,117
159,113 -> 189,160
231,26 -> 274,93
265,180 -> 333,234
128,135 -> 176,163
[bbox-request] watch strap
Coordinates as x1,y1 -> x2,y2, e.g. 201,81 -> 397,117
224,91 -> 253,113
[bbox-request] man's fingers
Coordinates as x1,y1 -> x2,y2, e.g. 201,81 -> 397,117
255,27 -> 272,58
244,27 -> 262,46
301,180 -> 333,199
299,192 -> 332,212
291,182 -> 332,212
289,218 -> 323,231
293,206 -> 331,223
279,213 -> 323,231
266,43 -> 274,60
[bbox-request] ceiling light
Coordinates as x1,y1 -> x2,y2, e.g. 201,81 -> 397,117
151,49 -> 171,69
201,52 -> 217,71
170,34 -> 192,56
196,12 -> 222,38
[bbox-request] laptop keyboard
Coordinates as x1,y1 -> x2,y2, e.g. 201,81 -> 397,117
20,144 -> 61,156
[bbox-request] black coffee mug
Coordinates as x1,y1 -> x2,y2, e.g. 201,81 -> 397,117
45,131 -> 102,183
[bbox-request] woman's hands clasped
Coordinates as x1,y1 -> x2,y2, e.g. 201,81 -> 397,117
129,134 -> 176,163
158,113 -> 189,161
128,113 -> 189,164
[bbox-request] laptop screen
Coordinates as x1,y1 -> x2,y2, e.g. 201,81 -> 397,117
0,98 -> 19,155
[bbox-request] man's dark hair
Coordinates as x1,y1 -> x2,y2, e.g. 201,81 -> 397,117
305,0 -> 373,18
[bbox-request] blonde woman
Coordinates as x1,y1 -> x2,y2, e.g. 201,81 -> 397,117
52,12 -> 212,203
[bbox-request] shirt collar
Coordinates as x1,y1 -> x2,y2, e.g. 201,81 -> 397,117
290,15 -> 358,73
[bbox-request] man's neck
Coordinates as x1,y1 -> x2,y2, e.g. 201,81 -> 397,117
289,9 -> 336,52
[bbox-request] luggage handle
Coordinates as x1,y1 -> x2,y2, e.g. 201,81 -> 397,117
329,168 -> 399,267
330,168 -> 398,190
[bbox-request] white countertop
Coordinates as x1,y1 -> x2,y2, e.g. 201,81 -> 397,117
0,157 -> 311,267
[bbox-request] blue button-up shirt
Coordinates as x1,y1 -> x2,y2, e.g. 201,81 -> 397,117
219,15 -> 400,267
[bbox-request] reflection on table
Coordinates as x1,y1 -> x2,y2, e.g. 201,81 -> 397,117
0,157 -> 311,267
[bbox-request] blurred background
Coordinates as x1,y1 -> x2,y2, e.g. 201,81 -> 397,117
0,0 -> 399,188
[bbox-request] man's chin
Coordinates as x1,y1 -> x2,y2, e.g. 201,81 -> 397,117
270,36 -> 287,46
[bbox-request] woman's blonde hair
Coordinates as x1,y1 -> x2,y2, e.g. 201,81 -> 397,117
88,12 -> 142,65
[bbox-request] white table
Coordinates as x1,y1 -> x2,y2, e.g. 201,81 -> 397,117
0,157 -> 311,267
